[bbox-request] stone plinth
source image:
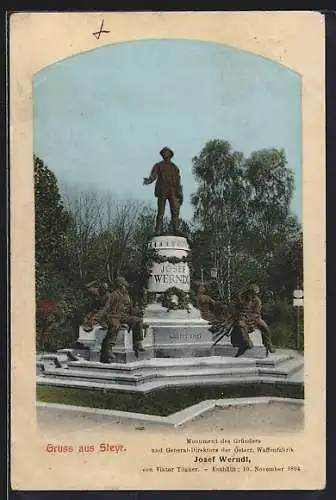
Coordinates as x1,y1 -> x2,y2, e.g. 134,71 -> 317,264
76,325 -> 151,363
144,234 -> 212,357
77,325 -> 107,350
143,235 -> 267,360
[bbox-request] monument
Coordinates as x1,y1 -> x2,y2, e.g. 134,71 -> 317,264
36,147 -> 304,391
75,146 -> 267,362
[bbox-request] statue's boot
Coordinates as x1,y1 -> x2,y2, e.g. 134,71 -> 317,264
241,329 -> 254,349
100,349 -> 116,363
234,327 -> 253,358
235,344 -> 251,358
100,330 -> 117,363
155,219 -> 164,234
262,333 -> 276,354
134,342 -> 145,354
170,221 -> 179,235
265,343 -> 276,355
259,325 -> 276,354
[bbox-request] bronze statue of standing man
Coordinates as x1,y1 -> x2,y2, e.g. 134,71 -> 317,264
143,147 -> 183,234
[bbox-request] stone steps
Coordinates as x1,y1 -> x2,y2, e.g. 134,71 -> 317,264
288,367 -> 304,382
36,373 -> 264,392
256,353 -> 294,366
37,372 -> 302,394
65,357 -> 255,375
36,350 -> 304,392
258,357 -> 303,379
39,354 -> 303,388
36,351 -> 83,371
64,352 -> 293,376
41,368 -> 156,385
41,365 -> 260,386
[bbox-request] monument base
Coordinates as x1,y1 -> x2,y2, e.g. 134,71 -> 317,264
143,302 -> 214,358
75,305 -> 268,362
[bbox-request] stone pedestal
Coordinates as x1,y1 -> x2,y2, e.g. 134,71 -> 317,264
144,234 -> 213,358
76,325 -> 150,363
143,234 -> 267,360
144,302 -> 212,358
76,325 -> 105,360
147,235 -> 191,291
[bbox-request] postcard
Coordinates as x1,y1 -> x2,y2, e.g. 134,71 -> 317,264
10,11 -> 325,490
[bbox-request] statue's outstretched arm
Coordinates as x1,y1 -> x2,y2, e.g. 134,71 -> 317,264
143,164 -> 158,185
85,280 -> 98,288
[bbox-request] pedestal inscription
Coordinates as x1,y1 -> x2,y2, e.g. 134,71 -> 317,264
153,326 -> 212,345
147,235 -> 191,293
150,263 -> 190,290
169,331 -> 203,341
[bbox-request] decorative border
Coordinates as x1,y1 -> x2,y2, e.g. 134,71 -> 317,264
146,247 -> 192,265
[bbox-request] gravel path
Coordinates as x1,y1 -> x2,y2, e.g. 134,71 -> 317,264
179,402 -> 303,433
37,401 -> 303,435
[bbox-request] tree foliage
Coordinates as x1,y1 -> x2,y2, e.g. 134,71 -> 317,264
190,140 -> 301,301
244,148 -> 295,257
34,155 -> 71,268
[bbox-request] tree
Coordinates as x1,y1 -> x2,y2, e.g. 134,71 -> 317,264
266,229 -> 303,299
191,140 -> 248,300
190,140 -> 300,301
62,187 -> 102,283
62,185 -> 155,288
34,155 -> 71,269
244,148 -> 295,261
96,197 -> 148,284
34,156 -> 75,349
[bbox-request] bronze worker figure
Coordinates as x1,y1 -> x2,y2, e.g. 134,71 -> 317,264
195,284 -> 216,322
236,284 -> 276,355
143,147 -> 183,234
210,284 -> 276,358
95,277 -> 146,362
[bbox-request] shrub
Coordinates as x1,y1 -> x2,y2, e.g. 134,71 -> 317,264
263,300 -> 303,350
36,324 -> 78,353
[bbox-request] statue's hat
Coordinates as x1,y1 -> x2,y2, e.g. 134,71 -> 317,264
160,147 -> 174,158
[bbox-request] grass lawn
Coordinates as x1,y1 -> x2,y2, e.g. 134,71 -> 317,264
37,382 -> 304,417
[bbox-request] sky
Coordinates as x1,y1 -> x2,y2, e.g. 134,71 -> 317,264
33,39 -> 302,221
